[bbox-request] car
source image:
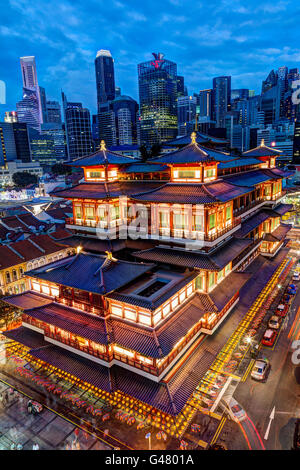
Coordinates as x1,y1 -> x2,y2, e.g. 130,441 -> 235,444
220,396 -> 247,423
251,359 -> 270,381
287,283 -> 297,295
268,315 -> 281,330
27,400 -> 43,415
262,329 -> 278,347
276,303 -> 288,317
293,272 -> 300,282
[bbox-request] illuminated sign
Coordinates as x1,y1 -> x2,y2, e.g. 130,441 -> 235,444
151,52 -> 164,70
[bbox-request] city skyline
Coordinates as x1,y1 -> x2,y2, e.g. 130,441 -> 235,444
1,0 -> 300,116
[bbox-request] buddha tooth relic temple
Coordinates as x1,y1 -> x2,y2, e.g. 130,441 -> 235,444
3,132 -> 294,418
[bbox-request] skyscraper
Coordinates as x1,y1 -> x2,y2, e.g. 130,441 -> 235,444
46,100 -> 62,124
177,96 -> 196,136
62,92 -> 93,161
111,95 -> 139,145
197,89 -> 213,118
17,56 -> 44,130
0,121 -> 31,166
95,50 -> 116,112
212,76 -> 231,128
138,53 -> 178,145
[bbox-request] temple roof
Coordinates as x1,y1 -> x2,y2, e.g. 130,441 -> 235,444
151,140 -> 215,165
51,181 -> 164,200
26,252 -> 155,295
272,203 -> 294,215
107,271 -> 198,311
133,237 -> 253,271
224,169 -> 281,187
163,131 -> 228,147
263,224 -> 292,242
218,157 -> 262,169
242,140 -> 282,157
132,179 -> 252,204
67,141 -> 135,167
235,210 -> 275,237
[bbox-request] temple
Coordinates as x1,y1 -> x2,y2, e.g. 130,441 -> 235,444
4,133 -> 294,416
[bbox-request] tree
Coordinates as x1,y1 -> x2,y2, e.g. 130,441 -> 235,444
150,143 -> 162,157
51,163 -> 72,176
0,296 -> 21,331
139,145 -> 150,163
12,172 -> 38,188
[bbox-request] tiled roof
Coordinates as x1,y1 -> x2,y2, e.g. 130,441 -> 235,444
133,237 -> 253,271
209,271 -> 251,311
242,143 -> 282,157
2,291 -> 53,309
3,326 -> 48,349
132,183 -> 218,204
56,236 -> 126,253
51,181 -> 164,199
27,252 -> 155,295
107,272 -> 198,311
49,229 -> 73,240
164,132 -> 228,146
68,148 -> 135,167
235,210 -> 272,236
266,224 -> 292,242
224,169 -> 278,187
272,203 -> 294,216
205,180 -> 253,201
218,157 -> 262,169
1,214 -> 48,231
150,142 -> 215,164
26,303 -> 108,345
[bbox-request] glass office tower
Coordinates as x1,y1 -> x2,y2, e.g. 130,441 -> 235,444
138,53 -> 178,146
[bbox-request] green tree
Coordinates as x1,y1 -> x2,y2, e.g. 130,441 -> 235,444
12,172 -> 38,188
150,143 -> 162,157
51,163 -> 72,176
139,145 -> 150,163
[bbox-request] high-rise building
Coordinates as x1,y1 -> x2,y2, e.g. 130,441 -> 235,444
29,127 -> 56,168
177,76 -> 185,97
177,96 -> 196,136
98,102 -> 117,147
111,95 -> 139,145
138,53 -> 178,145
0,122 -> 31,166
92,114 -> 100,150
197,89 -> 212,118
46,101 -> 62,124
17,56 -> 44,130
62,92 -> 93,161
212,76 -> 231,128
95,50 -> 116,112
231,89 -> 249,101
41,123 -> 66,162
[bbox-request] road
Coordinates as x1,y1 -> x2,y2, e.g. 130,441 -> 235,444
225,281 -> 300,450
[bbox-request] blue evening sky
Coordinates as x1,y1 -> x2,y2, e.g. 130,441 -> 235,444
1,0 -> 300,117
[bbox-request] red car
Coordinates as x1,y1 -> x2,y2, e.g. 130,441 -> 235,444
276,303 -> 288,317
262,329 -> 278,347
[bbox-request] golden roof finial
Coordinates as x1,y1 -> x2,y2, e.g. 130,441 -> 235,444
191,131 -> 197,144
105,251 -> 113,260
261,138 -> 265,146
100,140 -> 106,151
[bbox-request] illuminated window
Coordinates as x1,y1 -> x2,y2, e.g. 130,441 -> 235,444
159,211 -> 169,228
124,308 -> 137,321
209,214 -> 216,230
179,290 -> 186,303
74,204 -> 82,219
173,213 -> 184,229
111,305 -> 122,317
85,206 -> 95,220
178,170 -> 195,178
226,206 -> 231,220
195,276 -> 203,290
205,168 -> 215,179
208,272 -> 215,288
163,303 -> 170,316
171,297 -> 179,309
139,314 -> 151,325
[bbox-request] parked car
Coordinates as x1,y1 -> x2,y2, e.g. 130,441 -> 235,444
27,400 -> 43,415
251,359 -> 270,381
262,329 -> 278,347
293,271 -> 300,282
220,396 -> 247,423
276,303 -> 288,317
268,315 -> 281,330
287,284 -> 297,295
